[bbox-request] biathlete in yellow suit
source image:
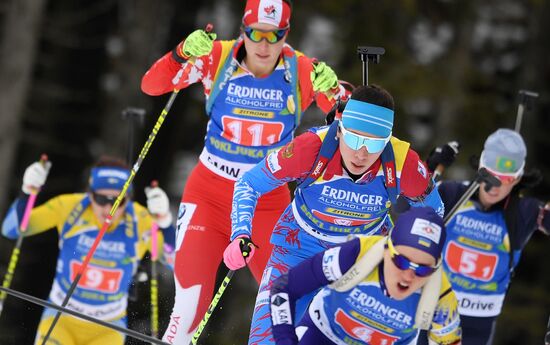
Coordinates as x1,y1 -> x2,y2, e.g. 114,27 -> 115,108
1,156 -> 176,345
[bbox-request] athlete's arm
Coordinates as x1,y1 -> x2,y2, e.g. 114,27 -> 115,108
2,195 -> 64,239
400,149 -> 445,217
517,197 -> 550,246
296,54 -> 348,114
141,40 -> 222,96
230,131 -> 321,240
270,238 -> 361,344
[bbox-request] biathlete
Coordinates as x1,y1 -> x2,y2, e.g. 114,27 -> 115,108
420,128 -> 550,345
224,84 -> 445,344
269,207 -> 461,345
141,0 -> 348,343
1,156 -> 175,345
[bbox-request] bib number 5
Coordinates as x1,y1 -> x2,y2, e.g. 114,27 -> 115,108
445,242 -> 499,281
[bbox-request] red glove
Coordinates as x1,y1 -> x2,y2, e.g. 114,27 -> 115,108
223,235 -> 256,270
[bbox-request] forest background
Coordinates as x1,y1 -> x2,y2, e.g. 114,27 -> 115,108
0,0 -> 549,344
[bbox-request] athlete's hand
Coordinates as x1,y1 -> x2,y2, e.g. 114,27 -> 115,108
223,235 -> 256,270
426,141 -> 461,173
180,29 -> 217,58
145,186 -> 173,228
311,61 -> 338,93
22,160 -> 52,194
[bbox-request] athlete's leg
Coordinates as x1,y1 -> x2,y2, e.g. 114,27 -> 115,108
296,311 -> 334,345
248,245 -> 306,345
87,318 -> 126,345
460,315 -> 497,345
162,164 -> 232,345
34,310 -> 75,345
248,186 -> 291,283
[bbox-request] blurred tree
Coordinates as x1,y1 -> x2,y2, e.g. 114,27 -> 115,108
0,0 -> 47,211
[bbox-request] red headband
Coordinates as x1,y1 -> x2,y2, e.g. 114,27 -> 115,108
242,0 -> 291,29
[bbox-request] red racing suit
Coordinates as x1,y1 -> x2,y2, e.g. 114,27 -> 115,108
141,37 -> 346,344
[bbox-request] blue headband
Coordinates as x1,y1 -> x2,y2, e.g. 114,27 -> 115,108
89,167 -> 131,192
341,99 -> 394,137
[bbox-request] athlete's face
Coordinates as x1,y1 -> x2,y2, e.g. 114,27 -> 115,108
478,177 -> 520,209
242,23 -> 287,77
338,128 -> 384,175
383,245 -> 436,300
90,188 -> 127,227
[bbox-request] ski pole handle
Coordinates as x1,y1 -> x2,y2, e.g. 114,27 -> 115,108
20,154 -> 49,231
0,154 -> 49,315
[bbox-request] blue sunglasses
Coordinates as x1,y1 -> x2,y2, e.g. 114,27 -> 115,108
339,122 -> 390,153
387,238 -> 438,277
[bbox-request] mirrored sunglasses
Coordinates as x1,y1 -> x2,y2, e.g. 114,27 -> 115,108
339,122 -> 390,153
387,238 -> 438,277
479,152 -> 524,185
480,164 -> 522,185
92,192 -> 126,207
243,26 -> 288,44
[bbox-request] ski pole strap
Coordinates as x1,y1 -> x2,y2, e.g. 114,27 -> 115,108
239,236 -> 257,258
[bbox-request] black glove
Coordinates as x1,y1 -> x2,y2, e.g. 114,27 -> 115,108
325,97 -> 347,125
426,141 -> 461,172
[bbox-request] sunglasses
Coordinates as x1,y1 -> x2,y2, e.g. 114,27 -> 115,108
479,153 -> 524,185
387,238 -> 438,277
92,192 -> 126,207
339,122 -> 390,153
243,26 -> 288,44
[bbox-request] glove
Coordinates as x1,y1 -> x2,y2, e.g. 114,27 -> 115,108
311,61 -> 338,93
426,141 -> 461,172
180,29 -> 217,58
223,235 -> 256,270
22,161 -> 52,194
145,186 -> 173,228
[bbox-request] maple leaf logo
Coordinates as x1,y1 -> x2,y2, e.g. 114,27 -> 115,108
264,5 -> 276,16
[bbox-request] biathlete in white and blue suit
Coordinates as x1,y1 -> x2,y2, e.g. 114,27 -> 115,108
223,85 -> 446,344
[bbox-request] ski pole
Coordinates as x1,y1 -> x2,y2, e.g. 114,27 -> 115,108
443,167 -> 501,225
40,23 -> 214,345
514,89 -> 538,133
149,180 -> 160,340
0,154 -> 49,315
0,286 -> 170,345
190,270 -> 234,345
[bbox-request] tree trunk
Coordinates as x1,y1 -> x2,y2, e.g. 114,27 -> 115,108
0,0 -> 47,212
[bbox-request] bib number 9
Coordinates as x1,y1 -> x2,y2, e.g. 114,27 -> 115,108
71,261 -> 123,293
